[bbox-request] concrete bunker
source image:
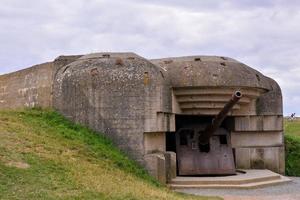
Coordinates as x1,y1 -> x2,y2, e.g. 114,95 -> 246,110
0,52 -> 285,184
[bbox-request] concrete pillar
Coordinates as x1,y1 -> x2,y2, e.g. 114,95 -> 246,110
144,153 -> 166,184
164,151 -> 177,182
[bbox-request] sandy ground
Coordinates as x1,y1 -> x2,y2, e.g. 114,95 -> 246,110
176,177 -> 300,200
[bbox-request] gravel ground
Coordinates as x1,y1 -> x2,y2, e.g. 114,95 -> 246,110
175,177 -> 300,200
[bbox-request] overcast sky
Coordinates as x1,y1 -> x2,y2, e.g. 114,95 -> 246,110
0,0 -> 299,115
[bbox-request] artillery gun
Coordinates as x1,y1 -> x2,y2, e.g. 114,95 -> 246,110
175,91 -> 242,175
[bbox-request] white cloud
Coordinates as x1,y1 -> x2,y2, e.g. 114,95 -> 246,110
0,0 -> 299,115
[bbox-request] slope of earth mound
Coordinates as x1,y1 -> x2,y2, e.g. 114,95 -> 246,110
0,108 -> 220,200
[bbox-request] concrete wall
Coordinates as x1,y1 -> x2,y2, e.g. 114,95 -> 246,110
0,62 -> 54,109
0,55 -> 82,110
235,147 -> 285,174
233,115 -> 284,174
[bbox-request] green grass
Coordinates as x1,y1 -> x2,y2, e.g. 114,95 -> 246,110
0,108 -> 220,200
284,118 -> 300,176
284,119 -> 300,137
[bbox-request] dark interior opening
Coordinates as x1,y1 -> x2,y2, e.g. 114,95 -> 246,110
176,115 -> 214,130
166,132 -> 176,152
166,114 -> 234,152
175,114 -> 234,131
179,132 -> 188,145
219,135 -> 228,144
199,143 -> 210,152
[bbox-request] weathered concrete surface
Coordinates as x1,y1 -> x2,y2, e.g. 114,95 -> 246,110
231,131 -> 283,147
0,55 -> 82,110
234,116 -> 283,131
235,147 -> 285,174
53,53 -> 172,163
0,62 -> 54,109
165,151 -> 177,181
144,132 -> 166,154
144,153 -> 166,184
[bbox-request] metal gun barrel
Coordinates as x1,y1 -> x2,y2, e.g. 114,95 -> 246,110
199,91 -> 242,145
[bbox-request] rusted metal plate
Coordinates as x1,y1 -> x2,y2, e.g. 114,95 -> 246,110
176,127 -> 236,176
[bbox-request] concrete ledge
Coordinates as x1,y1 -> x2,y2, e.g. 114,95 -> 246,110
231,131 -> 283,147
234,116 -> 283,131
168,170 -> 291,189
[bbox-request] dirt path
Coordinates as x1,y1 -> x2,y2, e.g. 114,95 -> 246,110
176,177 -> 300,200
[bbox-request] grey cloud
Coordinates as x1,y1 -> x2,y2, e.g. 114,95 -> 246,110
126,0 -> 300,12
0,0 -> 299,115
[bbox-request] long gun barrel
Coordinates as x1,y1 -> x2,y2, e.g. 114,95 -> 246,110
199,91 -> 242,145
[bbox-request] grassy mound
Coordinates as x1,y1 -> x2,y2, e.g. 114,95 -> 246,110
285,119 -> 300,176
0,109 -> 220,200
